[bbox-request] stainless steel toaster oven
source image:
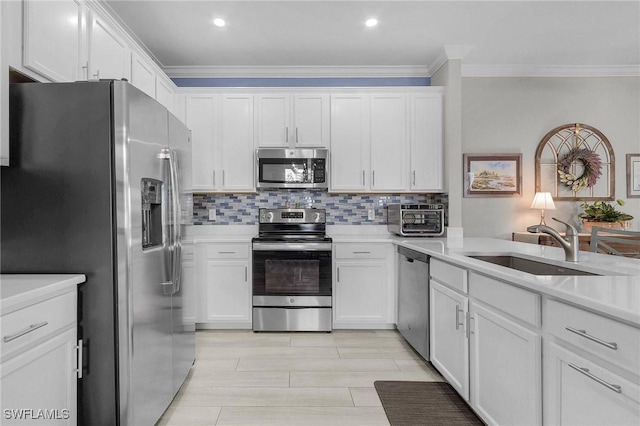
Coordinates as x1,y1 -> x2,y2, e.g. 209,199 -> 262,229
387,204 -> 445,236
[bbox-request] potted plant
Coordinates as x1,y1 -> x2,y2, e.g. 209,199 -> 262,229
578,199 -> 634,232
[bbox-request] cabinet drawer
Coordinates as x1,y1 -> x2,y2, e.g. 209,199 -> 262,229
334,243 -> 386,259
430,258 -> 467,294
1,290 -> 76,359
469,272 -> 540,327
546,299 -> 640,373
206,243 -> 249,259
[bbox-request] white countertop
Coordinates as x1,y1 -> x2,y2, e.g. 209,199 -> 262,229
1,274 -> 86,314
394,237 -> 640,326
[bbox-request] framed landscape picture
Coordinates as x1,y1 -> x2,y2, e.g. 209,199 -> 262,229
463,153 -> 522,197
627,153 -> 640,198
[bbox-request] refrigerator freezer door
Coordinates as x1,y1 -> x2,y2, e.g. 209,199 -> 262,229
113,82 -> 174,426
168,113 -> 195,395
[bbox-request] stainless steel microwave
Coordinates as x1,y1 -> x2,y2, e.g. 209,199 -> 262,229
256,148 -> 328,189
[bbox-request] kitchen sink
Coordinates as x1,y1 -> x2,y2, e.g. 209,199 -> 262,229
466,255 -> 600,276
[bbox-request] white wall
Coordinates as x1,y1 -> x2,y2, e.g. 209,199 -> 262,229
461,76 -> 640,239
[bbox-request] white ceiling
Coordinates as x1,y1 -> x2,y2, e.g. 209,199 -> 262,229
103,1 -> 640,78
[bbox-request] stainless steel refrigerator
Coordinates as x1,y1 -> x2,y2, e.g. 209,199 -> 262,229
1,80 -> 195,426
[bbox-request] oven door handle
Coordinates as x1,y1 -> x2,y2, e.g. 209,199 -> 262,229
252,242 -> 333,251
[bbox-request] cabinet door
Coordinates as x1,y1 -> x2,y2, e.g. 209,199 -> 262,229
293,94 -> 330,147
221,95 -> 255,191
1,1 -> 8,166
410,93 -> 443,191
155,77 -> 174,113
255,94 -> 290,147
204,261 -> 251,322
430,280 -> 469,399
88,13 -> 130,81
1,328 -> 78,425
544,341 -> 640,426
130,52 -> 155,98
329,94 -> 369,191
469,302 -> 542,426
187,95 -> 217,191
370,94 -> 407,191
334,262 -> 386,323
23,0 -> 84,82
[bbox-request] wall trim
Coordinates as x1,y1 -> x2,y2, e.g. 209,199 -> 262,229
164,65 -> 430,79
462,64 -> 640,77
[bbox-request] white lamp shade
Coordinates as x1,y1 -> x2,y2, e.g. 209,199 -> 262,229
530,192 -> 556,210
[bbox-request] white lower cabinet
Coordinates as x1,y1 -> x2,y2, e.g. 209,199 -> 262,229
429,279 -> 469,399
196,242 -> 252,328
545,341 -> 639,426
1,287 -> 80,425
469,301 -> 542,426
333,242 -> 395,328
543,299 -> 640,425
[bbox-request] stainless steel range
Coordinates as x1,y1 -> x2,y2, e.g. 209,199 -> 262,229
252,208 -> 332,331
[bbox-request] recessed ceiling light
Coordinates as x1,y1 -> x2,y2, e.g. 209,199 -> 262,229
365,18 -> 378,27
213,18 -> 226,27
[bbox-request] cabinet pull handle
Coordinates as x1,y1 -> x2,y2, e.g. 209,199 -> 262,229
372,170 -> 375,187
286,127 -> 289,143
362,170 -> 365,186
568,363 -> 622,394
412,171 -> 416,186
3,321 -> 49,343
565,326 -> 618,350
93,70 -> 100,80
218,251 -> 236,254
245,266 -> 248,282
353,251 -> 371,254
222,170 -> 225,186
82,62 -> 88,80
466,312 -> 473,338
75,339 -> 84,379
295,127 -> 299,144
212,170 -> 216,186
455,305 -> 463,330
337,267 -> 340,282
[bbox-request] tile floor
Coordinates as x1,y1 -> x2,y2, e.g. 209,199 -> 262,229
157,329 -> 443,425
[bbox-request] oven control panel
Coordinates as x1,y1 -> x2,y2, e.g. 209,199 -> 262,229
259,208 -> 326,224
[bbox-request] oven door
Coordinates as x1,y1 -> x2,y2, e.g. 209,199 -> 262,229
402,210 -> 444,235
252,246 -> 332,298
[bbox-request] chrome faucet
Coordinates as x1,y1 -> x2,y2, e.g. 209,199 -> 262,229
527,217 -> 580,262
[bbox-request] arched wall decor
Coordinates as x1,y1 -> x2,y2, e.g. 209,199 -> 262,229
535,123 -> 615,201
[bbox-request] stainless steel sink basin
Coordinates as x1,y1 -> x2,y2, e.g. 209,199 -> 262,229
467,255 -> 600,276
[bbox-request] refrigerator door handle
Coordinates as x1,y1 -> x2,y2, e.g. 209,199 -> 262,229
167,149 -> 182,294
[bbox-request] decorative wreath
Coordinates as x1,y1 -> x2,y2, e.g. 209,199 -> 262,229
557,147 -> 602,192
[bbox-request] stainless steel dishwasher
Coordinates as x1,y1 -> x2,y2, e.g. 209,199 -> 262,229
397,246 -> 430,360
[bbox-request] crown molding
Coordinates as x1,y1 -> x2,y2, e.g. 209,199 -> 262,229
462,64 -> 640,77
427,45 -> 475,76
163,65 -> 430,79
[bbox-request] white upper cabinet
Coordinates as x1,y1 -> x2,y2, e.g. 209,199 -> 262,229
329,89 -> 442,193
255,93 -> 329,148
130,51 -> 155,98
370,94 -> 408,191
155,77 -> 175,113
221,95 -> 255,191
187,94 -> 218,192
329,94 -> 370,192
1,1 -> 8,166
292,94 -> 330,147
255,94 -> 289,147
88,12 -> 131,81
23,0 -> 85,82
410,93 -> 443,191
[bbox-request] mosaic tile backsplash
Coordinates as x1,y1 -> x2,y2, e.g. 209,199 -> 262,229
193,191 -> 448,225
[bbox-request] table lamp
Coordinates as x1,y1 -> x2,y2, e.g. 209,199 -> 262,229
530,192 -> 556,225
